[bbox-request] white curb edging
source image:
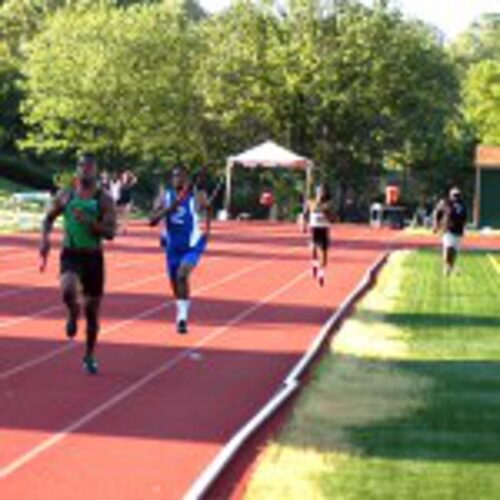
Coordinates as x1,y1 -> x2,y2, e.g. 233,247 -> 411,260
184,251 -> 390,500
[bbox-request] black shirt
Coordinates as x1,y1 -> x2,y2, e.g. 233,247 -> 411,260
437,198 -> 467,236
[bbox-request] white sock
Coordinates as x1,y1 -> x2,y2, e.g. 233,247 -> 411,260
318,268 -> 325,280
312,260 -> 319,270
176,300 -> 190,322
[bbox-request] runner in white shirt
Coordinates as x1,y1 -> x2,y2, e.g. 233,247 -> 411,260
110,173 -> 122,204
309,184 -> 334,286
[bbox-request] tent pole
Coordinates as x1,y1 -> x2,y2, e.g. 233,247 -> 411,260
224,160 -> 232,217
474,164 -> 481,228
305,164 -> 313,204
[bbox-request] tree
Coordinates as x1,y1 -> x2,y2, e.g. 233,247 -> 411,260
2,0 -> 472,213
0,41 -> 22,150
455,13 -> 500,146
196,1 -> 283,157
197,0 -> 461,210
21,2 -> 204,165
451,13 -> 500,70
464,60 -> 500,145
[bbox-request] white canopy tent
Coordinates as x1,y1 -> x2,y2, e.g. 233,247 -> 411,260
224,140 -> 314,215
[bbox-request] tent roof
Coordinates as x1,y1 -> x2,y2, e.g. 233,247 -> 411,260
228,140 -> 312,169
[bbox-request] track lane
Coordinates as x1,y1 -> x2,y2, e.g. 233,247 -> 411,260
0,223 -> 387,499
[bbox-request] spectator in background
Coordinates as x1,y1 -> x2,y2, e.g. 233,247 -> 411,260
100,170 -> 111,194
117,170 -> 137,235
110,173 -> 122,205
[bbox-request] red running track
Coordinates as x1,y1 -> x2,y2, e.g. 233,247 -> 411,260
0,222 -> 480,499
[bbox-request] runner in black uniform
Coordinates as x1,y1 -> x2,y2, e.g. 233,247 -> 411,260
117,170 -> 137,235
433,187 -> 467,276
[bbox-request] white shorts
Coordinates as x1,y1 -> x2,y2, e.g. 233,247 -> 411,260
442,232 -> 461,250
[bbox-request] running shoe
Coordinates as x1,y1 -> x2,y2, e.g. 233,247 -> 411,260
83,355 -> 99,375
318,271 -> 325,287
177,320 -> 188,335
312,263 -> 318,279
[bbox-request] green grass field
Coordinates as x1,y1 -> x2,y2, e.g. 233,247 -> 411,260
489,254 -> 500,275
245,250 -> 500,500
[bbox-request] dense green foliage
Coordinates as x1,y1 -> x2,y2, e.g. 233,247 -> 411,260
0,152 -> 53,188
0,0 -> 498,212
451,14 -> 500,146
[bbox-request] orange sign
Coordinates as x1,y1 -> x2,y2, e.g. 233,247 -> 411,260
386,186 -> 400,205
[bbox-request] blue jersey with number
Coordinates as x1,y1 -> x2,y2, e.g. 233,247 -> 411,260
163,189 -> 202,253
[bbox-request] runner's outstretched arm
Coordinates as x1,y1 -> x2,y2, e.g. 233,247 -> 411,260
39,191 -> 69,272
432,201 -> 444,233
196,189 -> 211,238
148,188 -> 188,227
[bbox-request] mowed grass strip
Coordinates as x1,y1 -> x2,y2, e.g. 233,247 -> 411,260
489,254 -> 500,275
244,250 -> 500,500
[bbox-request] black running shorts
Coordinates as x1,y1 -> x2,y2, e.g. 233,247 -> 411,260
60,248 -> 105,297
312,227 -> 330,251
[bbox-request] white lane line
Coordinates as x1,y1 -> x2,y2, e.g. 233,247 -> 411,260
0,255 -> 283,380
0,271 -> 167,330
0,229 -> 371,339
0,254 -> 160,300
0,234 -> 277,300
0,251 -> 159,290
185,235 -> 398,499
2,252 -> 153,278
1,263 -> 39,279
0,269 -> 308,479
0,249 -> 32,262
0,286 -> 54,301
0,237 -> 303,329
0,281 -> 49,299
0,249 -> 238,328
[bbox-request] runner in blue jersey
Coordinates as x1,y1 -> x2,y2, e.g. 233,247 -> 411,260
149,166 -> 211,334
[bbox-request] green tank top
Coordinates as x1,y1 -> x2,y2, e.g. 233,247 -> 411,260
63,191 -> 102,250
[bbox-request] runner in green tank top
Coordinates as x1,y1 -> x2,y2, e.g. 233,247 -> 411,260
40,154 -> 116,374
63,193 -> 102,249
